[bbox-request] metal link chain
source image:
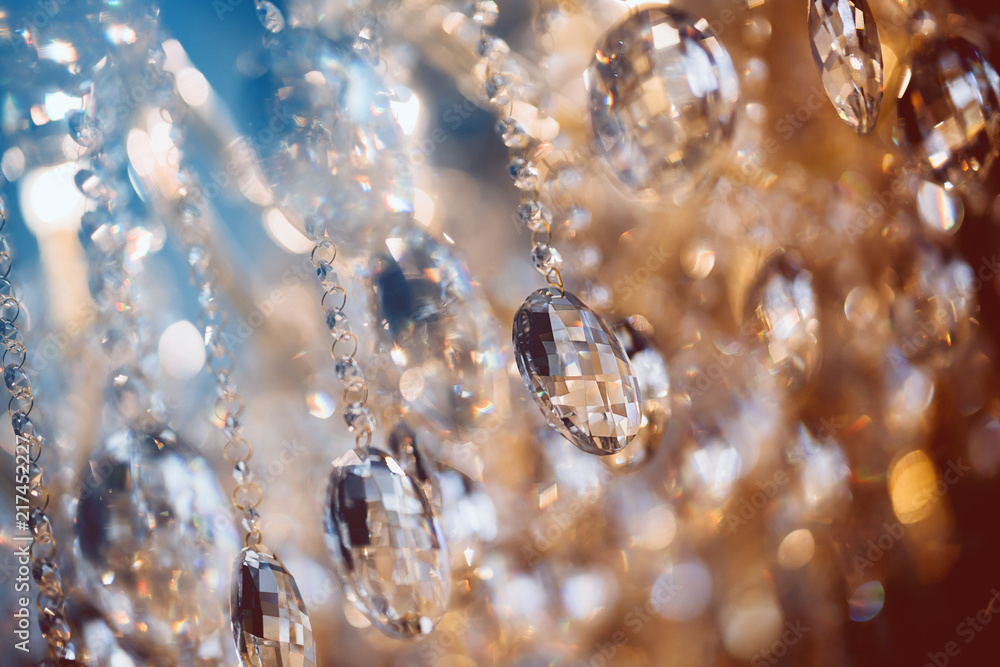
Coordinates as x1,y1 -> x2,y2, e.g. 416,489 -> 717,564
0,198 -> 83,665
307,231 -> 375,453
173,178 -> 264,547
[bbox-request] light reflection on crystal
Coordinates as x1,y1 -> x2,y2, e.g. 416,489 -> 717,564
848,581 -> 885,622
807,0 -> 883,135
323,447 -> 450,638
916,180 -> 963,235
370,228 -> 508,436
586,6 -> 739,197
777,529 -> 816,570
651,560 -> 712,621
74,428 -> 238,659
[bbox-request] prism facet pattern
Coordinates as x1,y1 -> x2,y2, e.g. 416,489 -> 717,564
807,0 -> 883,135
513,288 -> 642,455
232,544 -> 316,667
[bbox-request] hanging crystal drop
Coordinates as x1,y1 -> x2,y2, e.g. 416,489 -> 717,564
807,0 -> 883,135
323,447 -> 451,638
896,37 -> 1000,188
586,6 -> 740,197
231,544 -> 316,667
513,288 -> 642,455
605,318 -> 671,472
255,29 -> 412,251
742,255 -> 821,393
369,228 -> 508,436
74,428 -> 239,659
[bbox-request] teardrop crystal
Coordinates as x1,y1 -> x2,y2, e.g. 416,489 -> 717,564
74,428 -> 238,660
323,447 -> 451,638
807,0 -> 883,135
369,228 -> 509,436
742,255 -> 821,393
513,288 -> 642,455
896,37 -> 1000,188
231,544 -> 316,667
586,6 -> 739,196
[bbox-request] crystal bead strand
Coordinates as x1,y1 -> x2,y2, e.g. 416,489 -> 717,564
1,197 -> 83,665
174,176 -> 318,667
70,13 -> 238,660
475,2 -> 644,456
250,3 -> 452,639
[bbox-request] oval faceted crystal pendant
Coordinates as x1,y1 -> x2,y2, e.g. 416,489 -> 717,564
75,428 -> 238,659
896,37 -> 1000,188
324,447 -> 451,638
232,544 -> 316,667
807,0 -> 883,135
513,288 -> 642,455
586,6 -> 739,197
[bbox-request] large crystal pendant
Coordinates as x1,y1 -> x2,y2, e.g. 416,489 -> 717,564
74,428 -> 238,660
369,228 -> 509,437
232,544 -> 316,667
513,288 -> 642,455
255,28 -> 412,250
742,255 -> 821,393
896,37 -> 1000,187
586,6 -> 739,197
323,447 -> 451,638
807,0 -> 883,135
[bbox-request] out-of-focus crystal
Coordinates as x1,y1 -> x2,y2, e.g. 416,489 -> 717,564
586,6 -> 739,196
232,544 -> 316,667
890,245 -> 976,363
74,428 -> 238,659
513,288 -> 642,455
323,448 -> 450,638
369,228 -> 508,436
743,255 -> 821,393
896,37 -> 1000,187
807,0 -> 883,135
255,29 -> 411,251
916,179 -> 963,235
606,318 -> 671,472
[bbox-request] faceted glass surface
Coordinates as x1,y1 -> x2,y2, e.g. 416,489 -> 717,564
324,448 -> 451,638
369,228 -> 509,436
896,37 -> 1000,187
75,428 -> 238,660
586,6 -> 739,196
743,256 -> 821,393
256,29 -> 412,250
513,288 -> 642,455
807,0 -> 883,135
232,544 -> 316,667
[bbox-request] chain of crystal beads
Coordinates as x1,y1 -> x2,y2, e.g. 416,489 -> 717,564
476,2 -> 643,456
75,51 -> 167,428
475,5 -> 567,292
0,198 -> 83,665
